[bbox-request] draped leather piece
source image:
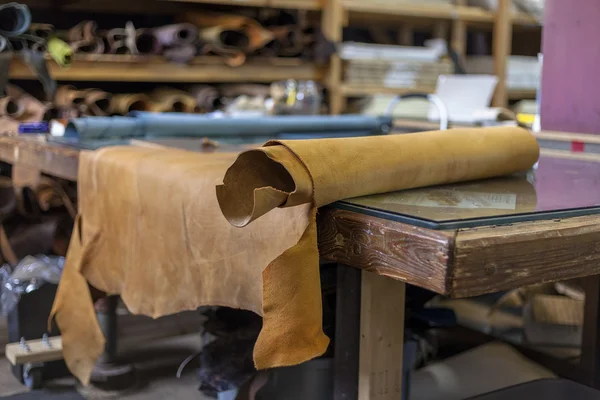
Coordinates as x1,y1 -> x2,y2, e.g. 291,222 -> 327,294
216,126 -> 540,366
50,147 -> 311,384
52,127 -> 539,385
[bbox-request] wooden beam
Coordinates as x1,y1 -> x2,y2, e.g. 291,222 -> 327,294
433,22 -> 449,40
318,208 -> 454,295
6,336 -> 63,366
358,270 -> 405,400
452,214 -> 600,298
10,56 -> 324,83
492,0 -> 513,107
341,85 -> 435,96
334,265 -> 362,400
0,137 -> 79,182
451,0 -> 468,58
343,0 -> 494,22
322,0 -> 345,114
398,24 -> 414,46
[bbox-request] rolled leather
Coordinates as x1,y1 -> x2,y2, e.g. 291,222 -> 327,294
150,88 -> 197,113
6,84 -> 47,122
68,21 -> 105,54
0,2 -> 31,37
189,84 -> 220,112
55,85 -> 86,108
216,127 -> 540,368
50,126 -> 539,385
0,96 -> 24,119
110,93 -> 153,115
124,22 -> 162,55
163,44 -> 196,64
81,89 -> 112,117
154,23 -> 198,47
28,23 -> 54,39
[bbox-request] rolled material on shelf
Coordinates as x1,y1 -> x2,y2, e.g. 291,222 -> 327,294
63,114 -> 393,140
28,23 -> 54,39
68,21 -> 104,54
64,117 -> 141,138
0,36 -> 8,53
47,37 -> 73,68
66,20 -> 97,43
216,127 -> 539,368
0,2 -> 31,37
55,85 -> 86,108
150,88 -> 197,113
0,96 -> 24,119
6,84 -> 46,122
81,89 -> 112,117
189,85 -> 220,112
110,94 -> 153,115
154,23 -> 198,47
123,22 -> 161,56
130,27 -> 162,55
163,44 -> 196,64
190,13 -> 273,53
105,27 -> 128,54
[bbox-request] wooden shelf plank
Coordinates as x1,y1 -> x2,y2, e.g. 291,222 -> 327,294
9,55 -> 324,83
159,0 -> 322,10
343,0 -> 494,22
342,84 -> 435,96
512,11 -> 542,26
508,88 -> 537,100
343,0 -> 540,27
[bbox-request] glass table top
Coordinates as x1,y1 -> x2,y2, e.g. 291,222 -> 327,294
336,155 -> 600,229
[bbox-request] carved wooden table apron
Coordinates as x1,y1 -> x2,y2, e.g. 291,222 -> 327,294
3,137 -> 600,398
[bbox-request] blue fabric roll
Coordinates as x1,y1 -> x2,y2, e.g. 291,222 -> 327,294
64,113 -> 392,141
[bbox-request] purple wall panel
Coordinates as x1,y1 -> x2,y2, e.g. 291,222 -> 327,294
541,0 -> 600,134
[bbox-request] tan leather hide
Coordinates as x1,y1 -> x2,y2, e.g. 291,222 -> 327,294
51,127 -> 539,384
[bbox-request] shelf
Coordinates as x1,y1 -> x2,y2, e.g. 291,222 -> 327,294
512,12 -> 542,26
343,1 -> 494,22
160,0 -> 321,10
343,0 -> 541,27
341,85 -> 435,96
9,55 -> 325,83
507,88 -> 537,100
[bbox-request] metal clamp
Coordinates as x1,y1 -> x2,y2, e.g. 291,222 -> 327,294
385,93 -> 449,131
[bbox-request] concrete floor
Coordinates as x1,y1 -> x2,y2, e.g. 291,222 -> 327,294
0,334 -> 211,400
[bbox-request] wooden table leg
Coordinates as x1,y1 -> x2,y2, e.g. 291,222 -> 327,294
334,265 -> 406,400
581,275 -> 600,388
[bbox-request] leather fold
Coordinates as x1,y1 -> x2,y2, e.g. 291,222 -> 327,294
51,127 -> 539,385
217,127 -> 540,370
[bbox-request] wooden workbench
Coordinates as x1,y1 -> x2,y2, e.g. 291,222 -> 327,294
2,135 -> 600,398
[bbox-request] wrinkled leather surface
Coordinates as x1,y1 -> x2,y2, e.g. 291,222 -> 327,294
216,127 -> 540,368
52,127 -> 539,385
50,147 -> 311,384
